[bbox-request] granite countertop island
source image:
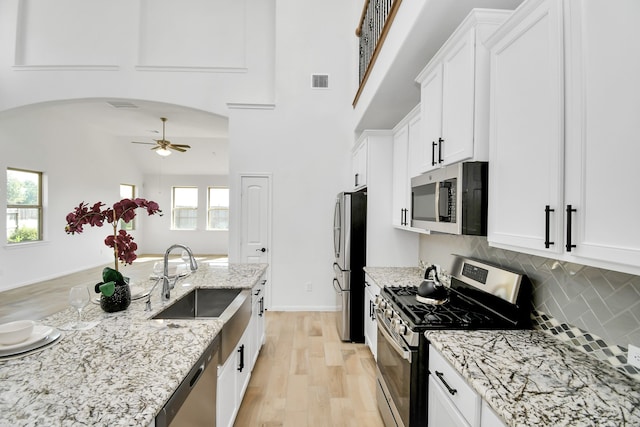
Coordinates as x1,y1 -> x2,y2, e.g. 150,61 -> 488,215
364,266 -> 640,427
0,261 -> 267,427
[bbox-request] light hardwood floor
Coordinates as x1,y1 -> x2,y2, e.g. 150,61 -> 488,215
235,311 -> 384,427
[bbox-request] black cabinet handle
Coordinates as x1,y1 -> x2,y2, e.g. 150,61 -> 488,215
431,141 -> 437,166
400,208 -> 408,226
435,371 -> 457,396
259,297 -> 264,316
544,205 -> 555,248
355,173 -> 359,187
237,344 -> 245,372
438,138 -> 444,163
566,205 -> 577,252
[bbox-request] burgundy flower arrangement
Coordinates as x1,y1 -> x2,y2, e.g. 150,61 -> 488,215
65,198 -> 162,271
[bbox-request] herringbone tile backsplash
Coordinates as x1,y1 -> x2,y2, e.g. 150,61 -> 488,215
418,235 -> 640,350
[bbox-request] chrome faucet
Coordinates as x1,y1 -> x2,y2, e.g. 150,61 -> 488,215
162,244 -> 198,302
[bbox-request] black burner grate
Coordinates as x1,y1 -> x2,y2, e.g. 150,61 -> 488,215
383,286 -> 509,330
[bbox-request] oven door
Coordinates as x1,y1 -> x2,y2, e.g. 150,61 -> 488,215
376,311 -> 416,427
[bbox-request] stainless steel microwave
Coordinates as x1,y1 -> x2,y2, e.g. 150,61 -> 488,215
411,162 -> 488,235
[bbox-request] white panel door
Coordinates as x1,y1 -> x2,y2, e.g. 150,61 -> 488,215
564,0 -> 640,267
487,0 -> 565,254
416,64 -> 443,175
441,27 -> 476,165
240,175 -> 270,264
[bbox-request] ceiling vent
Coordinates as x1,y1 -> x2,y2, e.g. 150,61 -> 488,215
107,101 -> 139,109
311,74 -> 329,89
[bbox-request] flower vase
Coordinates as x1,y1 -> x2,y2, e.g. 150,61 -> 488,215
100,278 -> 131,313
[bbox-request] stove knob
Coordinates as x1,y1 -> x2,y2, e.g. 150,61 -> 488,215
384,309 -> 394,319
374,296 -> 384,306
393,319 -> 407,335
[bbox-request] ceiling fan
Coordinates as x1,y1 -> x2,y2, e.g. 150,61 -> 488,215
131,117 -> 191,155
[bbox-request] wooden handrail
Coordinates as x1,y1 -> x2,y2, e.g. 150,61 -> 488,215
353,0 -> 402,107
355,0 -> 370,37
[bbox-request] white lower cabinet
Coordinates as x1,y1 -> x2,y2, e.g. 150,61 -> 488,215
217,278 -> 266,427
429,344 -> 508,427
250,279 -> 266,367
363,276 -> 380,359
429,345 -> 480,427
217,323 -> 252,427
481,401 -> 507,427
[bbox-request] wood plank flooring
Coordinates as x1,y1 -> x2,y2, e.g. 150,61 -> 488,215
235,311 -> 384,427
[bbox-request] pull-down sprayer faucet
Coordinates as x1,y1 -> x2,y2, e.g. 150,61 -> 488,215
161,244 -> 198,301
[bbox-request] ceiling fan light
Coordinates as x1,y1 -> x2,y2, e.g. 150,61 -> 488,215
156,148 -> 171,157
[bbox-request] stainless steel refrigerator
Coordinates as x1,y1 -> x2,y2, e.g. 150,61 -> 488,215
332,190 -> 366,342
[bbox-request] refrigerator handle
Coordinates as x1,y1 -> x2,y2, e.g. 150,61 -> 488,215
333,278 -> 342,294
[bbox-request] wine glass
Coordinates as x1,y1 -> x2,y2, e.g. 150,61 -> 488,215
68,285 -> 90,330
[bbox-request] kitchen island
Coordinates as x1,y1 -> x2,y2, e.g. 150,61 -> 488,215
0,261 -> 267,426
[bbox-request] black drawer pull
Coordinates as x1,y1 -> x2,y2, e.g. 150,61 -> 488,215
435,371 -> 457,396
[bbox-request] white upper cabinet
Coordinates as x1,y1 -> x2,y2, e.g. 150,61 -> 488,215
393,106 -> 420,228
563,0 -> 640,269
352,139 -> 368,190
413,9 -> 511,177
486,0 -> 565,255
487,0 -> 640,275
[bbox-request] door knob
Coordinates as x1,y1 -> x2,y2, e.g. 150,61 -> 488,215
256,248 -> 267,252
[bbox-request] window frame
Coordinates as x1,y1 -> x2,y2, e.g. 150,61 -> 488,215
119,183 -> 136,231
171,186 -> 199,230
207,186 -> 229,231
6,167 -> 43,244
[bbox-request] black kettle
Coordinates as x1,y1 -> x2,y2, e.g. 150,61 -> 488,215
417,265 -> 448,305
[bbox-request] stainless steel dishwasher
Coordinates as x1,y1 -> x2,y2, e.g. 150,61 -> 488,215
155,334 -> 220,427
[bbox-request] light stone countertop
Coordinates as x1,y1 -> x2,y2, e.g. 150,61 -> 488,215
364,266 -> 423,288
364,266 -> 640,427
426,330 -> 640,427
0,261 -> 268,427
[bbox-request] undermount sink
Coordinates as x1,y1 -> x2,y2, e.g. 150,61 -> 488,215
152,288 -> 243,319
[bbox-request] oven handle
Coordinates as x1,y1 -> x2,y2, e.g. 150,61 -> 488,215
376,311 -> 412,363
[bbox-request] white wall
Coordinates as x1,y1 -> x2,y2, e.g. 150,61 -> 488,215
0,0 -> 363,314
142,174 -> 229,255
0,107 -> 145,290
0,0 -> 275,115
228,0 -> 360,310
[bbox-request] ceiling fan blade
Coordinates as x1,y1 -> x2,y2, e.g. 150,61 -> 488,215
151,146 -> 161,150
170,144 -> 191,148
169,145 -> 187,152
131,141 -> 156,145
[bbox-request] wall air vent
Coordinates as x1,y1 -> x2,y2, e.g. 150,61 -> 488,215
311,74 -> 329,89
107,101 -> 139,109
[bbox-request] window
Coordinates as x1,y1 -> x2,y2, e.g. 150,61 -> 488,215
172,187 -> 198,230
207,187 -> 229,230
119,184 -> 135,231
6,168 -> 42,243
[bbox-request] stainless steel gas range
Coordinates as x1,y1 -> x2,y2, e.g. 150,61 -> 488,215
375,256 -> 531,427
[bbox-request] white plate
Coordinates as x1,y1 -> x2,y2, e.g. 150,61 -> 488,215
0,325 -> 53,352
